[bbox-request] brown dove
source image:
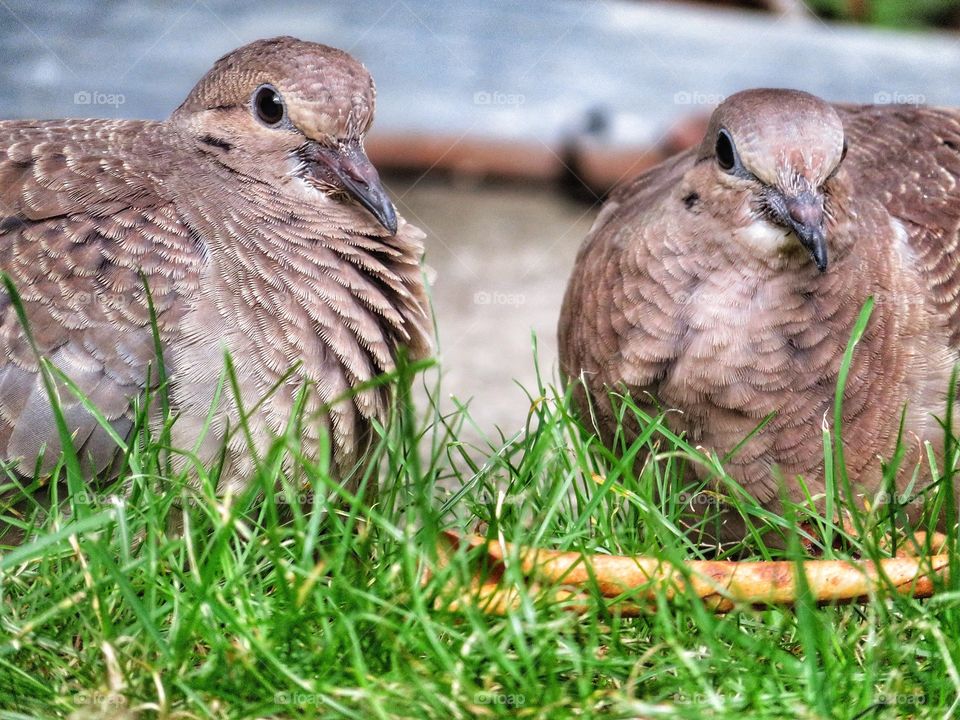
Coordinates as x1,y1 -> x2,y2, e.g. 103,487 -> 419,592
0,37 -> 431,499
559,88 -> 960,537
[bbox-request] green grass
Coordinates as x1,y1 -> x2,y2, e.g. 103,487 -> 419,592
805,0 -> 960,29
1,325 -> 959,718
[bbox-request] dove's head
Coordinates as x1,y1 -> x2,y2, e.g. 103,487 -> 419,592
693,89 -> 847,271
173,36 -> 397,234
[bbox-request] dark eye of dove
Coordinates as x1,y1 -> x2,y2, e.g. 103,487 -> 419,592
715,129 -> 738,172
253,84 -> 286,127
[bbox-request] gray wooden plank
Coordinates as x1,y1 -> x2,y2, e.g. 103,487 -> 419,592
1,1 -> 959,147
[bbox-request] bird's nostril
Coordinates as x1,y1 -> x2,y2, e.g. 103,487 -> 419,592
787,199 -> 823,228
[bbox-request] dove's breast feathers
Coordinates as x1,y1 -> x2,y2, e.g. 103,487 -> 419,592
559,94 -> 960,517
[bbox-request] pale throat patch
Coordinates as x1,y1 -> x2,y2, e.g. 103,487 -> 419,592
734,218 -> 792,256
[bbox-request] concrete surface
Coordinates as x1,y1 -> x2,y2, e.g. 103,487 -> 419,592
388,174 -> 594,436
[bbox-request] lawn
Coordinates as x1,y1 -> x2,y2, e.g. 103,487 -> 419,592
1,328 -> 959,719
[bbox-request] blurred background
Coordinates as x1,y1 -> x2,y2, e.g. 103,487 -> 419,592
2,0 -> 960,438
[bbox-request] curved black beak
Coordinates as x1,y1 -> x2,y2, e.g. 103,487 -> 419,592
307,139 -> 398,235
782,192 -> 828,272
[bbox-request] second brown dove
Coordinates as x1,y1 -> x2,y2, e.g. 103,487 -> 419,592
559,89 -> 960,536
0,37 -> 431,496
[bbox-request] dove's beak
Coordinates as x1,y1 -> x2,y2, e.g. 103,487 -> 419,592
783,193 -> 828,272
307,139 -> 398,235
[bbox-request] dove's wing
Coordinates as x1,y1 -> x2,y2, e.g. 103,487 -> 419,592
839,104 -> 960,347
558,149 -> 694,427
0,120 -> 202,475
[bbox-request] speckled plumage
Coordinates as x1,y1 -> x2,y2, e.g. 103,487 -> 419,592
559,89 -> 960,533
0,37 -> 431,493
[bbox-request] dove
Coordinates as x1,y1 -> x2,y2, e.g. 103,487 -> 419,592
0,37 -> 431,502
559,88 -> 960,537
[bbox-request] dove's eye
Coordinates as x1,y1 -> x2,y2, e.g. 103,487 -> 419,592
715,129 -> 737,172
253,85 -> 285,126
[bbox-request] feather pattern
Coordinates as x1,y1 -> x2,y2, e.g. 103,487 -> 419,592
0,37 -> 431,490
560,90 -> 960,533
